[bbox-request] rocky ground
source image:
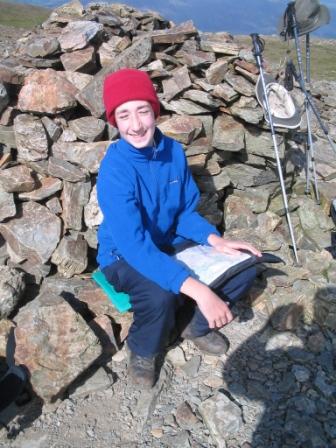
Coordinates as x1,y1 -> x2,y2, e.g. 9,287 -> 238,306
0,299 -> 335,448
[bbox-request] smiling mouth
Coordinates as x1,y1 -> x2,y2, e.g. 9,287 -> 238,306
130,132 -> 147,138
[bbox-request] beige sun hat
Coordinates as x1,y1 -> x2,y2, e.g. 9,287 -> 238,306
256,74 -> 302,129
278,0 -> 331,40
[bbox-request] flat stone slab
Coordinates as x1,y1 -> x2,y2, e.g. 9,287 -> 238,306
18,177 -> 63,201
0,201 -> 61,264
17,69 -> 78,114
213,115 -> 245,152
48,156 -> 87,182
0,164 -> 36,193
58,20 -> 103,52
68,116 -> 106,142
60,46 -> 96,73
158,115 -> 203,145
51,141 -> 109,173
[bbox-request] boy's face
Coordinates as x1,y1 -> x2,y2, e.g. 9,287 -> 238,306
114,100 -> 156,149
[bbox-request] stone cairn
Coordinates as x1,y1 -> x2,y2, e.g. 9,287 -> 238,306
0,0 -> 335,402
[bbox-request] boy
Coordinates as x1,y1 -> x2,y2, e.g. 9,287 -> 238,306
97,68 -> 261,387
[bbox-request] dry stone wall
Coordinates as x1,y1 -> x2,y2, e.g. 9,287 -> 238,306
0,0 -> 336,401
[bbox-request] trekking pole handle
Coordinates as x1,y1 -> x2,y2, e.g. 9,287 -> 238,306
287,2 -> 296,27
250,33 -> 263,58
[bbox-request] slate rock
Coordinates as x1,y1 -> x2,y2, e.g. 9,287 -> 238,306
196,170 -> 231,192
0,186 -> 16,222
68,366 -> 114,398
314,285 -> 336,331
18,176 -> 63,201
20,36 -> 60,58
61,180 -> 91,230
46,197 -> 62,215
17,69 -> 78,114
14,114 -> 49,161
175,401 -> 199,430
161,98 -> 209,115
205,58 -> 229,85
14,289 -> 102,402
48,156 -> 87,182
51,235 -> 88,278
183,90 -> 221,109
60,46 -> 96,73
224,195 -> 257,230
213,115 -> 245,152
225,163 -> 272,188
0,83 -> 9,115
175,48 -> 215,68
64,71 -> 93,91
230,96 -> 263,124
84,184 -> 103,228
0,266 -> 25,319
225,70 -> 255,96
68,116 -> 106,142
212,83 -> 239,103
0,61 -> 25,85
42,116 -> 62,143
150,20 -> 197,44
199,33 -> 240,55
234,187 -> 269,213
158,115 -> 202,145
199,391 -> 243,446
291,364 -> 311,382
185,136 -> 213,156
0,106 -> 16,126
52,141 -> 109,173
162,65 -> 191,102
58,20 -> 103,52
0,201 -> 61,264
0,164 -> 36,193
245,126 -> 284,159
0,319 -> 15,357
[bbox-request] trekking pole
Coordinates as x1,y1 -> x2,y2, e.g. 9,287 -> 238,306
305,33 -> 320,204
286,2 -> 320,203
286,2 -> 336,157
251,33 -> 299,264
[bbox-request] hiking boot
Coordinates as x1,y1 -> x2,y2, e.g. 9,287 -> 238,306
183,330 -> 229,356
128,351 -> 156,388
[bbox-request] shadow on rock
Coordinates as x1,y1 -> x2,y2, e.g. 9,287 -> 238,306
222,299 -> 335,448
0,329 -> 43,440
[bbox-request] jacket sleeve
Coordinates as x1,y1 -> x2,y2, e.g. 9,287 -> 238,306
174,149 -> 220,244
97,155 -> 191,294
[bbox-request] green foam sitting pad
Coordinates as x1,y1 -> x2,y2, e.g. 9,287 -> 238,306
92,270 -> 131,313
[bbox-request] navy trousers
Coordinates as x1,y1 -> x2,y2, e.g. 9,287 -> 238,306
103,260 -> 256,357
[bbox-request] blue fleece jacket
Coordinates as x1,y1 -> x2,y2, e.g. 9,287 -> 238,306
97,128 -> 219,294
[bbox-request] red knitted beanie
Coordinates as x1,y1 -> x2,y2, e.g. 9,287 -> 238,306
103,68 -> 160,127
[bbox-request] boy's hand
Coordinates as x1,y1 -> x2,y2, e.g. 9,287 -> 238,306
196,288 -> 233,329
207,234 -> 262,257
180,277 -> 233,329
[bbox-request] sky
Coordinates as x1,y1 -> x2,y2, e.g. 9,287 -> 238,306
13,0 -> 336,38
